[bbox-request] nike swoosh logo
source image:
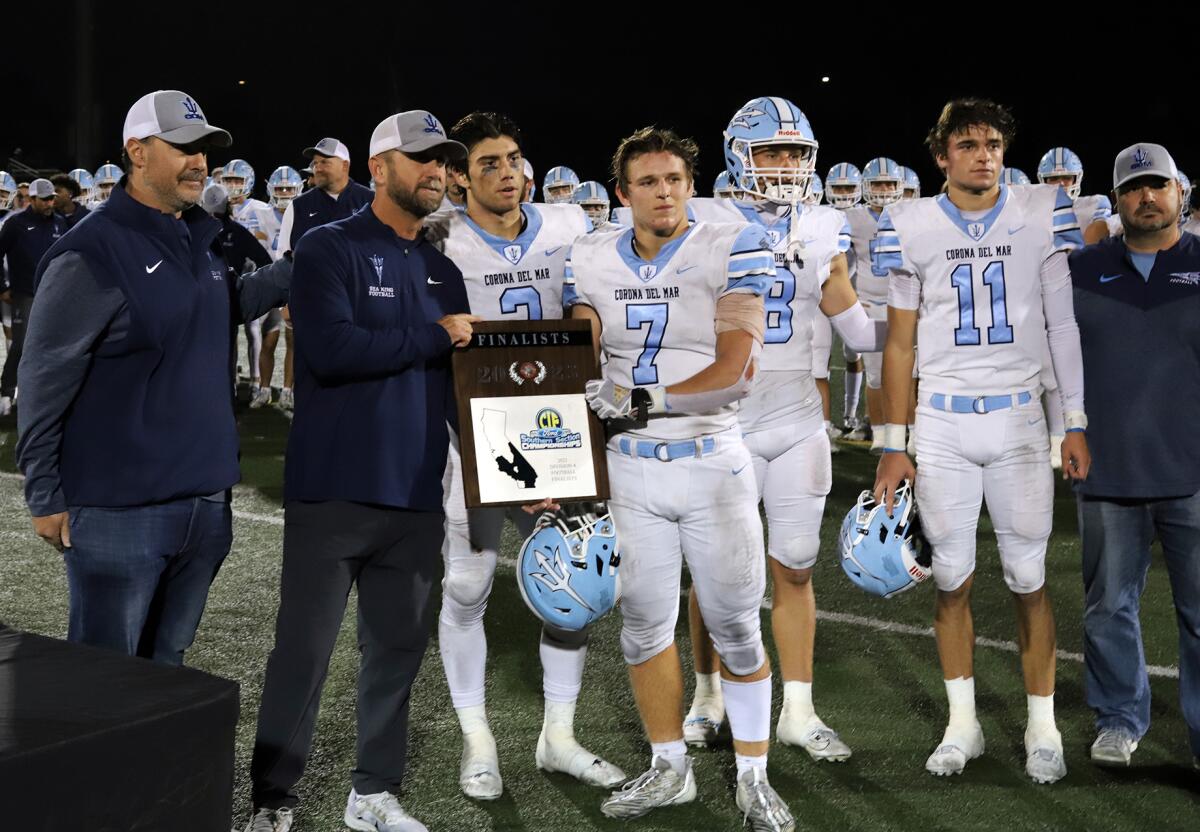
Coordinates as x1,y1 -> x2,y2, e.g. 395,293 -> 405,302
1099,274 -> 1122,283
1027,417 -> 1041,426
308,212 -> 319,217
427,277 -> 442,285
677,265 -> 698,274
544,247 -> 563,256
145,260 -> 163,273
1008,225 -> 1025,235
25,226 -> 34,231
732,464 -> 748,475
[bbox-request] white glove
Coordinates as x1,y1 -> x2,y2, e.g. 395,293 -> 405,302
585,378 -> 633,420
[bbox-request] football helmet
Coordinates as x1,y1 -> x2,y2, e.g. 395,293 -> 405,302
839,481 -> 932,598
803,172 -> 824,206
68,168 -> 95,204
723,96 -> 818,205
862,157 -> 905,208
221,159 -> 255,199
1179,170 -> 1192,221
1000,167 -> 1031,186
93,163 -> 123,202
523,158 -> 536,202
713,170 -> 738,199
267,165 -> 303,211
0,171 -> 17,209
1037,147 -> 1084,200
572,180 -> 611,228
543,165 -> 579,204
825,162 -> 862,209
899,166 -> 921,199
517,504 -> 620,631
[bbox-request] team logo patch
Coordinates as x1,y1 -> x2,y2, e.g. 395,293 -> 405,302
182,96 -> 203,121
508,360 -> 547,386
967,222 -> 985,241
638,264 -> 658,282
1130,147 -> 1152,171
504,244 -> 523,264
1170,271 -> 1200,285
765,229 -> 782,247
423,113 -> 443,135
520,408 -> 583,451
370,254 -> 384,279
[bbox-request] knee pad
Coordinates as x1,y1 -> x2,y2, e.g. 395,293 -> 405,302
441,550 -> 497,616
768,533 -> 820,571
931,551 -> 975,593
712,626 -> 765,677
999,539 -> 1048,594
619,622 -> 675,667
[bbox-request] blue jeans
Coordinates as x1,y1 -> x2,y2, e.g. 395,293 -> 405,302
1078,490 -> 1200,755
64,497 -> 233,665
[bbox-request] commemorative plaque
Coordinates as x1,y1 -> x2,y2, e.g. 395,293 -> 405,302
452,319 -> 610,508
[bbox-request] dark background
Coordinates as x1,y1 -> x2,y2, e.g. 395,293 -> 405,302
3,4 -> 1195,199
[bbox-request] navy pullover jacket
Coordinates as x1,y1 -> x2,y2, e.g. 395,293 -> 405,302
285,203 -> 468,510
0,207 -> 66,295
287,178 -> 373,254
1070,231 -> 1200,499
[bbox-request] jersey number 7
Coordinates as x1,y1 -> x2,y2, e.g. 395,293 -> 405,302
627,303 -> 668,385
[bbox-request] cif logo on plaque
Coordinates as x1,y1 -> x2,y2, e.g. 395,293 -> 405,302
522,408 -> 583,451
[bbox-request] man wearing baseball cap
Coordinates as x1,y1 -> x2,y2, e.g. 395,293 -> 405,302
0,178 -> 66,415
1069,142 -> 1200,770
14,89 -> 291,666
245,111 -> 474,832
276,135 -> 373,256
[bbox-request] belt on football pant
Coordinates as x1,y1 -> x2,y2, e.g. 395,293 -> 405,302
615,435 -> 718,461
927,390 -> 1034,414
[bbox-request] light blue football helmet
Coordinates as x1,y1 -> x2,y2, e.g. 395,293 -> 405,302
524,158 -> 536,202
93,163 -> 123,202
221,159 -> 255,198
839,481 -> 932,599
1000,167 -> 1031,186
825,162 -> 862,209
68,168 -> 95,203
0,170 -> 18,209
543,166 -> 579,204
267,165 -> 303,210
723,96 -> 819,205
803,172 -> 824,206
518,505 -> 620,631
572,180 -> 610,227
1179,171 -> 1192,221
899,166 -> 921,199
714,170 -> 738,199
862,157 -> 905,208
1037,147 -> 1084,199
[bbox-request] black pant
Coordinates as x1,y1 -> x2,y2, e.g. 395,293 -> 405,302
250,500 -> 444,808
2,293 -> 34,398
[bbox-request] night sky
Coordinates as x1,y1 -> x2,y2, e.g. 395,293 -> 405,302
5,6 -> 1196,200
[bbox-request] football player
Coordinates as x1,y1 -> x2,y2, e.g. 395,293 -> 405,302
92,163 -> 123,204
573,181 -> 621,232
873,98 -> 1090,784
1037,147 -> 1112,245
826,162 -> 866,436
1000,167 -> 1031,185
683,99 -> 884,772
566,125 -> 794,830
421,112 -> 621,801
250,166 -> 304,409
221,159 -> 275,402
543,165 -> 580,204
68,168 -> 96,207
900,166 -> 921,200
714,170 -> 738,199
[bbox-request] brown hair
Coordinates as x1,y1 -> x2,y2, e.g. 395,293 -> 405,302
926,98 -> 1016,161
611,127 -> 698,192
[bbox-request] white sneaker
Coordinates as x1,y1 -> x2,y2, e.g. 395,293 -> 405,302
244,807 -> 293,832
736,767 -> 795,832
279,388 -> 294,410
344,789 -> 427,832
250,387 -> 272,408
1026,736 -> 1067,784
600,755 -> 696,819
777,714 -> 852,762
536,729 -> 626,786
0,396 -> 11,417
683,696 -> 725,747
1090,728 -> 1138,767
459,729 -> 503,800
1049,433 -> 1064,470
925,722 -> 985,776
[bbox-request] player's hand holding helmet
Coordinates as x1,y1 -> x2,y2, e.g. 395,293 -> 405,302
839,480 -> 932,598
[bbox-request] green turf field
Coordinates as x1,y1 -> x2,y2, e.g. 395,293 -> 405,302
0,340 -> 1196,831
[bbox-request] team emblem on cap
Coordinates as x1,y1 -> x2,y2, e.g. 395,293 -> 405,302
182,96 -> 203,121
508,360 -> 547,386
423,114 -> 443,136
1131,147 -> 1152,170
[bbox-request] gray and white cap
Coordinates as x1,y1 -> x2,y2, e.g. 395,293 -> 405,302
28,179 -> 54,198
1113,143 -> 1178,190
369,111 -> 466,162
302,138 -> 350,162
122,90 -> 232,148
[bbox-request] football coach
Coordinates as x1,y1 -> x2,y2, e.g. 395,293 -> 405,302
15,89 -> 291,665
245,111 -> 475,831
1070,142 -> 1200,769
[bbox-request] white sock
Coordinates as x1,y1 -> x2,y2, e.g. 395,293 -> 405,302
456,704 -> 491,737
541,629 -> 586,705
1027,693 -> 1058,736
782,680 -> 815,723
694,671 -> 721,701
543,699 -> 576,742
722,675 -> 772,744
945,677 -> 977,731
735,753 -> 768,778
844,372 -> 863,418
650,739 -> 689,775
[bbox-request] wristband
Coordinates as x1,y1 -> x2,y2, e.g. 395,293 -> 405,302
879,423 -> 907,452
1064,410 -> 1088,432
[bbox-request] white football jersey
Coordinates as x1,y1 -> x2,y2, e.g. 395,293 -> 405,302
727,201 -> 851,434
424,202 -> 590,321
240,203 -> 285,260
611,197 -> 743,228
233,198 -> 271,240
1106,214 -> 1124,237
842,205 -> 888,304
875,184 -> 1082,395
565,221 -> 774,440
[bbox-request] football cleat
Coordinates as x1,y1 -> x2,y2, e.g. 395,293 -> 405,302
778,713 -> 851,762
842,417 -> 868,441
1090,728 -> 1138,767
536,730 -> 627,787
736,767 -> 795,832
925,722 -> 985,776
600,755 -> 696,820
683,696 -> 725,746
459,729 -> 503,800
344,789 -> 427,832
250,387 -> 272,409
244,807 -> 293,832
1026,735 -> 1067,784
278,388 -> 294,410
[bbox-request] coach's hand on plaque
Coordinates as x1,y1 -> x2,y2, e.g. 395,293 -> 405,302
32,512 -> 71,552
437,313 -> 481,348
874,452 -> 916,517
1060,431 -> 1091,482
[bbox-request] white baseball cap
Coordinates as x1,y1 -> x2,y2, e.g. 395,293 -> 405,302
28,179 -> 54,199
123,90 -> 232,148
303,137 -> 350,162
1113,143 -> 1178,190
369,110 -> 467,162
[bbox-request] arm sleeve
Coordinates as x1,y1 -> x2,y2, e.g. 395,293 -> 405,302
290,233 -> 452,383
237,257 -> 292,321
874,208 -> 922,310
1041,249 -> 1084,416
1051,185 -> 1084,253
15,252 -> 124,515
278,201 -> 296,255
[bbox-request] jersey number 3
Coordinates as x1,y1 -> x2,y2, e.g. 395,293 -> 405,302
500,286 -> 543,319
627,303 -> 668,385
950,261 -> 1014,346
